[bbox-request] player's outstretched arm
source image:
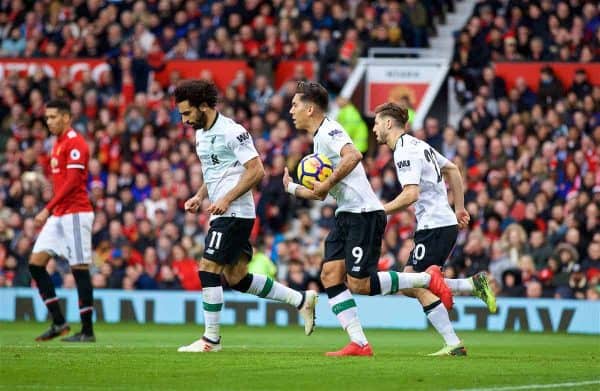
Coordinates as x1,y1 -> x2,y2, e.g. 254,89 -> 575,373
208,156 -> 265,215
312,144 -> 362,199
441,161 -> 470,228
383,184 -> 419,215
283,167 -> 323,200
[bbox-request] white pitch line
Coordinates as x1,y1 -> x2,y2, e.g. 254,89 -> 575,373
452,380 -> 600,391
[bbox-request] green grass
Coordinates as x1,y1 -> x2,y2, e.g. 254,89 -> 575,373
0,322 -> 598,390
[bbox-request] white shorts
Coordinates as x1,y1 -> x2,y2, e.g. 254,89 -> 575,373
32,212 -> 94,266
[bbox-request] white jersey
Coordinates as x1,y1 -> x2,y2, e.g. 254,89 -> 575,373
393,134 -> 457,231
313,118 -> 383,214
195,113 -> 258,220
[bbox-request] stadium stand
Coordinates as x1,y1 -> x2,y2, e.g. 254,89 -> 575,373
0,0 -> 598,302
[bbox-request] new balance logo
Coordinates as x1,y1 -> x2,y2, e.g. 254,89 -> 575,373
206,248 -> 215,255
397,160 -> 411,169
236,132 -> 250,143
351,266 -> 361,272
328,129 -> 343,137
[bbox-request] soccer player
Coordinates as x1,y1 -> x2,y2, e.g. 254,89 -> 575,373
284,81 -> 453,356
173,80 -> 318,353
372,102 -> 497,356
30,100 -> 95,342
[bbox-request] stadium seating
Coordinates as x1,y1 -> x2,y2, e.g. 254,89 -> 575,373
0,0 -> 598,301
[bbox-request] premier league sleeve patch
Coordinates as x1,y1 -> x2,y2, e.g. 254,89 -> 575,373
70,149 -> 81,160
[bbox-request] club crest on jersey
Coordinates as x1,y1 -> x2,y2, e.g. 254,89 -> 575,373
328,129 -> 343,138
51,157 -> 58,168
70,149 -> 81,160
397,160 -> 411,169
236,132 -> 250,143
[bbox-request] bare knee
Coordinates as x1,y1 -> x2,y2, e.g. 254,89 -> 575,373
320,261 -> 345,288
29,252 -> 50,267
411,288 -> 438,306
346,275 -> 370,295
223,261 -> 248,286
199,258 -> 224,274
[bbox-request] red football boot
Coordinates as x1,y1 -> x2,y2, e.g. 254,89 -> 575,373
325,342 -> 374,357
425,265 -> 454,310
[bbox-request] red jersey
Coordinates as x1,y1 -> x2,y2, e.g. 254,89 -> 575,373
46,129 -> 93,216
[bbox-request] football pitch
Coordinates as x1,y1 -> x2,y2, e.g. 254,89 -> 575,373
1,322 -> 598,391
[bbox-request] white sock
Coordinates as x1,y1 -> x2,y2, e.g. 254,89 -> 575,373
202,286 -> 223,342
378,271 -> 431,295
445,278 -> 474,294
426,302 -> 461,346
328,289 -> 368,346
247,274 -> 303,307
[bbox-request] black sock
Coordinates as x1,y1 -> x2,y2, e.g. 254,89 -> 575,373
325,283 -> 347,299
199,271 -> 222,287
29,264 -> 65,325
73,268 -> 94,335
230,274 -> 253,292
369,273 -> 382,296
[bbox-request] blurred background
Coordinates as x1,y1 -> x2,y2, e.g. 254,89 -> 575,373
0,0 -> 599,306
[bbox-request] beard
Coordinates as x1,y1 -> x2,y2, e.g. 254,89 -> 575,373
191,110 -> 207,129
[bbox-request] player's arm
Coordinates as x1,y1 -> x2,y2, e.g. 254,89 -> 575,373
441,159 -> 470,228
208,127 -> 263,215
208,156 -> 264,214
37,141 -> 87,226
312,143 -> 362,200
43,169 -> 85,212
384,150 -> 422,215
185,183 -> 208,212
283,167 -> 323,201
383,184 -> 419,215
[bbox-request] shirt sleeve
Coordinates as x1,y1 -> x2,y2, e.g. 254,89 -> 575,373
226,126 -> 259,165
395,149 -> 423,186
66,138 -> 89,170
324,127 -> 353,157
433,148 -> 450,168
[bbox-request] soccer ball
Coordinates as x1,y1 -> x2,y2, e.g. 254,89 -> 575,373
297,153 -> 333,190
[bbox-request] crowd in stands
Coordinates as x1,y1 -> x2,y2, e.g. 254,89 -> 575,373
447,0 -> 600,300
0,0 -> 598,301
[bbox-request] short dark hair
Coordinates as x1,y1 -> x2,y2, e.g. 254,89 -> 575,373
45,99 -> 71,114
296,81 -> 328,112
374,102 -> 409,127
173,79 -> 218,109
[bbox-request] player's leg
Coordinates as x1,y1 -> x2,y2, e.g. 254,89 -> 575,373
178,257 -> 225,352
225,254 -> 318,336
416,288 -> 466,356
322,213 -> 372,356
322,260 -> 372,356
60,212 -> 96,342
342,211 -> 451,306
178,217 -> 246,352
29,216 -> 70,341
401,229 -> 466,355
416,225 -> 496,312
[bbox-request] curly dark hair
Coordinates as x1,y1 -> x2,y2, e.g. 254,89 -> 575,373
295,81 -> 328,112
173,79 -> 218,109
374,102 -> 409,128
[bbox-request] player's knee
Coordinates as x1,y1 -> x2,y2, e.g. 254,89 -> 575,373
199,258 -> 223,274
346,276 -> 370,295
29,252 -> 48,266
320,268 -> 341,287
224,269 -> 245,286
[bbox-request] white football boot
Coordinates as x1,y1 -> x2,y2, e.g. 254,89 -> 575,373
177,336 -> 222,352
299,290 -> 318,336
